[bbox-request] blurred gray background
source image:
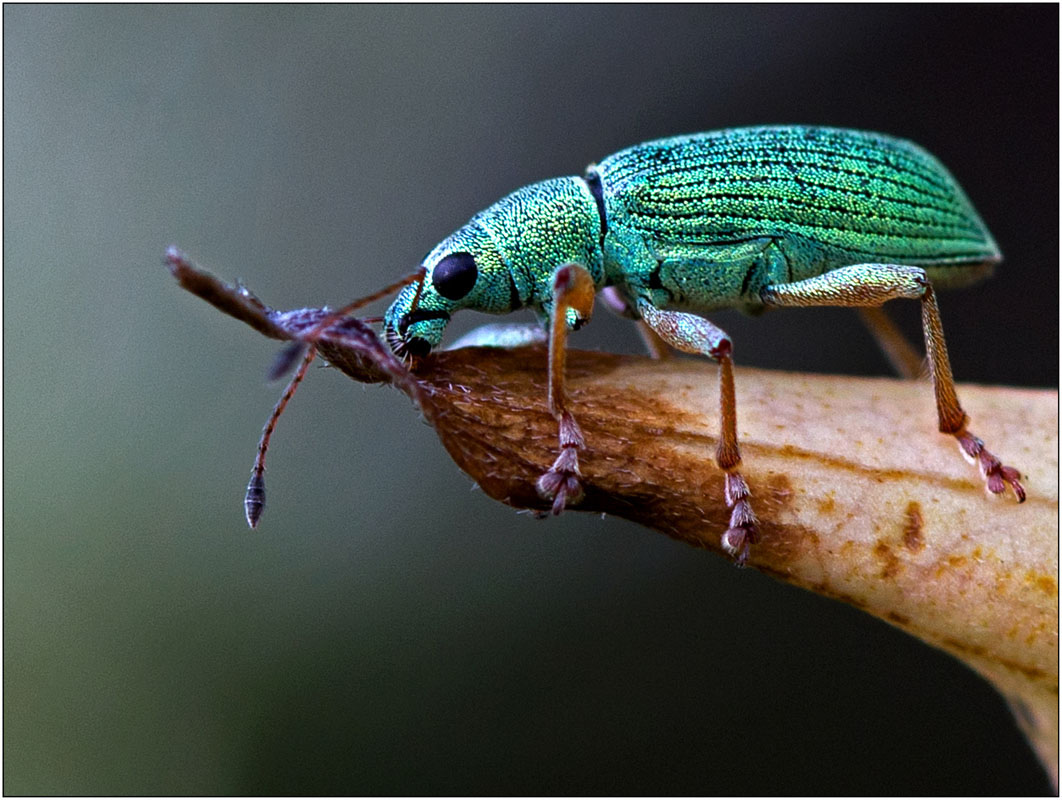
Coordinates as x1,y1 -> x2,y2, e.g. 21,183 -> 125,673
5,5 -> 1057,795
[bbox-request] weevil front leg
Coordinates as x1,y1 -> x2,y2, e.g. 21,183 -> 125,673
762,263 -> 1025,501
635,301 -> 759,565
535,263 -> 596,515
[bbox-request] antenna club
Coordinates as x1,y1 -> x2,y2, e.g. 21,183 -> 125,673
245,473 -> 266,529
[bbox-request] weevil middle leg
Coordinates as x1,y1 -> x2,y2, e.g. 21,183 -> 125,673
635,301 -> 759,565
761,263 -> 1025,501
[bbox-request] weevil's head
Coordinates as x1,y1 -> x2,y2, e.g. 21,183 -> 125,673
383,176 -> 604,358
383,222 -> 511,358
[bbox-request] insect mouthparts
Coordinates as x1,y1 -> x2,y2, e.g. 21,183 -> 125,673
385,323 -> 430,359
384,322 -> 405,355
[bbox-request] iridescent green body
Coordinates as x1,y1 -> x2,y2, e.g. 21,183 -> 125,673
221,126 -> 1023,546
384,126 -> 999,353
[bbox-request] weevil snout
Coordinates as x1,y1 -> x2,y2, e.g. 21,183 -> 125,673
384,309 -> 448,358
382,225 -> 512,358
382,262 -> 457,358
384,285 -> 454,357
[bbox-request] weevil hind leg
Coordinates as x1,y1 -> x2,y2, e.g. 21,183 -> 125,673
535,263 -> 596,515
857,306 -> 925,380
762,263 -> 1025,502
635,301 -> 759,565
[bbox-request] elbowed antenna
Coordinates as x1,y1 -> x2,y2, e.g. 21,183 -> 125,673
268,267 -> 428,384
244,267 -> 427,529
245,344 -> 316,528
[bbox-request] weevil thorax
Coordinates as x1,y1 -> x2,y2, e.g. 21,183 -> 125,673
384,176 -> 605,356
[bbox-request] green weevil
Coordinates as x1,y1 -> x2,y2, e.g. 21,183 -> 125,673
252,125 -> 1025,564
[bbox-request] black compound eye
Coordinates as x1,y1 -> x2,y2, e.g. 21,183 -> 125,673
431,252 -> 478,300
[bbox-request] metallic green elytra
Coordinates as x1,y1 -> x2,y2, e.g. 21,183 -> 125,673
384,126 -> 999,354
